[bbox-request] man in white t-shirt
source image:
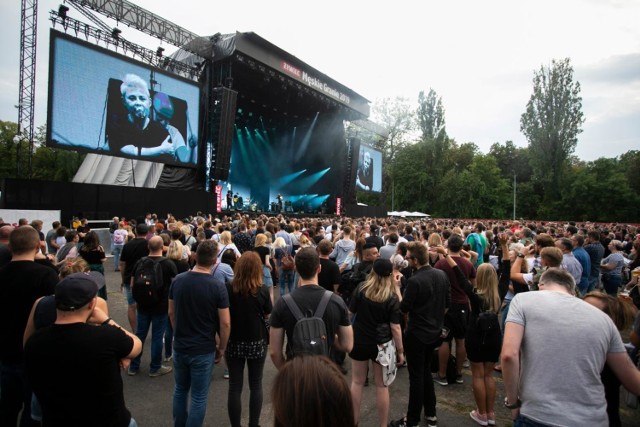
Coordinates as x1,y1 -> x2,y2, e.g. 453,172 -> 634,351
502,268 -> 640,426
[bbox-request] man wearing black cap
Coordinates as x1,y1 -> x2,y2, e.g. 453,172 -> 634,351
120,223 -> 150,332
24,272 -> 142,427
0,225 -> 58,427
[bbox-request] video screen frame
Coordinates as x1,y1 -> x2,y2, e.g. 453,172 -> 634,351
46,30 -> 201,168
355,144 -> 382,193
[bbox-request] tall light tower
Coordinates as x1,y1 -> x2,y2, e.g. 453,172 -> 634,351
17,0 -> 38,178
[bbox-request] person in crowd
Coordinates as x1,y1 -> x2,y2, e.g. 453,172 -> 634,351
252,233 -> 274,302
112,221 -> 129,271
45,221 -> 61,255
571,234 -> 591,296
390,242 -> 450,427
331,225 -> 356,266
340,237 -> 366,273
169,240 -> 230,427
79,230 -> 107,299
349,258 -> 404,427
269,247 -> 353,370
119,223 -> 150,332
0,226 -> 58,426
273,236 -> 295,296
164,240 -> 190,362
233,223 -> 253,254
55,230 -> 79,268
583,291 -> 637,427
501,268 -> 640,426
427,233 -> 444,266
218,231 -> 241,259
24,272 -> 142,427
380,232 -> 399,260
510,246 -> 563,290
272,355 -> 354,427
128,236 -> 177,377
434,238 -> 509,426
434,234 -> 475,385
465,222 -> 487,269
556,237 -> 583,287
585,230 -> 606,292
225,252 -> 272,427
601,240 -> 626,295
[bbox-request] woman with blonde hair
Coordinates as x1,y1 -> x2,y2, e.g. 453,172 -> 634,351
434,237 -> 509,426
427,233 -> 443,266
252,233 -> 274,302
349,259 -> 404,427
218,231 -> 241,259
273,236 -> 294,296
226,252 -> 272,427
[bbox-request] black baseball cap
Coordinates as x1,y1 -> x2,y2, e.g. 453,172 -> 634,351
55,272 -> 99,311
373,258 -> 393,278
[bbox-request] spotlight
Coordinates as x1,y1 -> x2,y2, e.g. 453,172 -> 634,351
156,47 -> 165,57
58,4 -> 69,19
111,28 -> 121,39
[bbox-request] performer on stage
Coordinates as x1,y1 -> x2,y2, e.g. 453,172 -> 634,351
277,194 -> 283,212
356,151 -> 374,191
226,190 -> 233,209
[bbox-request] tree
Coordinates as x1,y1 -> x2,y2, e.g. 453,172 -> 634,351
417,89 -> 446,141
520,58 -> 585,205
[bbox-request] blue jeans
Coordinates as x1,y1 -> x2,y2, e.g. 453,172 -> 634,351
0,362 -> 39,427
173,351 -> 215,427
112,243 -> 124,269
514,414 -> 553,427
588,275 -> 600,293
279,268 -> 295,296
130,312 -> 168,373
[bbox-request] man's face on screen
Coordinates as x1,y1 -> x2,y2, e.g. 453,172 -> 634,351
364,152 -> 371,170
123,88 -> 151,121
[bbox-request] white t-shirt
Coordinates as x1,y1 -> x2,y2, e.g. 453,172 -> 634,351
506,291 -> 625,426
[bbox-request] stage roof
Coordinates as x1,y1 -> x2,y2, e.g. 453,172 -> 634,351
173,31 -> 370,120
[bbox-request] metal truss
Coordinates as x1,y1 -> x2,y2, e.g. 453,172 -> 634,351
17,0 -> 38,178
66,0 -> 203,53
50,12 -> 201,80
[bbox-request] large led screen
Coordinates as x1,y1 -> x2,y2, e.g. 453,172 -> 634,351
47,30 -> 200,167
355,144 -> 382,192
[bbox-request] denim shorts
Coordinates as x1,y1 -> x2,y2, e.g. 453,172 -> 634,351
123,284 -> 136,305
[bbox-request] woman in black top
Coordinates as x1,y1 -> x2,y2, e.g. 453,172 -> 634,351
79,231 -> 107,299
226,252 -> 272,427
349,258 -> 404,427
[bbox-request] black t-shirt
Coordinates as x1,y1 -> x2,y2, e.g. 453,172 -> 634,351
80,247 -> 106,265
134,256 -> 178,315
0,243 -> 12,268
252,246 -> 270,266
24,323 -> 134,427
270,285 -> 350,357
400,265 -> 451,345
120,238 -> 149,284
108,118 -> 170,157
0,261 -> 58,363
226,285 -> 272,342
318,258 -> 341,292
349,287 -> 402,345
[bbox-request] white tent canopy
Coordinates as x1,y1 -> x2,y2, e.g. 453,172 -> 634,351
387,211 -> 431,218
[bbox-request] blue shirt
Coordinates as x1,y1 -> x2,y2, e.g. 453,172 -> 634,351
572,246 -> 591,292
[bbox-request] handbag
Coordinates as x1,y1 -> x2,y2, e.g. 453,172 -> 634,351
376,338 -> 397,386
226,339 -> 267,360
281,248 -> 295,271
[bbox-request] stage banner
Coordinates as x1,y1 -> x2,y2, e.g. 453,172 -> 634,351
336,197 -> 341,216
215,185 -> 223,213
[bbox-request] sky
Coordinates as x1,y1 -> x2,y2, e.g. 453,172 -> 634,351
0,0 -> 638,161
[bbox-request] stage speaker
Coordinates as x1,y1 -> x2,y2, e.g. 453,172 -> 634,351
209,87 -> 238,181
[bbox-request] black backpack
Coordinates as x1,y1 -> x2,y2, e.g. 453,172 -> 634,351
339,262 -> 373,296
282,291 -> 333,357
131,257 -> 165,307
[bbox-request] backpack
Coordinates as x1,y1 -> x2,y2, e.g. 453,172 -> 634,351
281,248 -> 295,271
282,290 -> 333,357
131,257 -> 165,307
430,351 -> 458,384
476,311 -> 500,335
339,262 -> 373,296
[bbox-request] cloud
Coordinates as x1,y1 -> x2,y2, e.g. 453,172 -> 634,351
578,53 -> 640,85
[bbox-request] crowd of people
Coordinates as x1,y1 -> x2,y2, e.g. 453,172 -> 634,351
1,212 -> 640,427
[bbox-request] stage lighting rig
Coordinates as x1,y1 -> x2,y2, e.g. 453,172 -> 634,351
111,27 -> 121,39
156,46 -> 164,57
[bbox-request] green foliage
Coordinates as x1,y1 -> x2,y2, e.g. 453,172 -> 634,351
417,89 -> 446,141
520,58 -> 585,204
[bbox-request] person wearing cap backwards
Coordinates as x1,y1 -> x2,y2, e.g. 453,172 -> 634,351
0,225 -> 58,426
24,272 -> 142,427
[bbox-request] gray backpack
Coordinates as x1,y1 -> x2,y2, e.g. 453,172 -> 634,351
282,291 -> 333,357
